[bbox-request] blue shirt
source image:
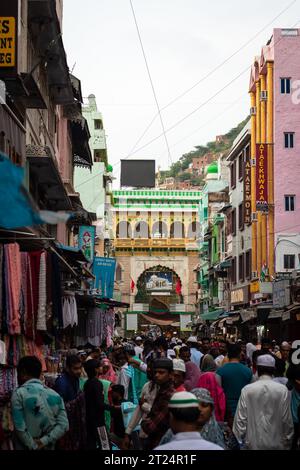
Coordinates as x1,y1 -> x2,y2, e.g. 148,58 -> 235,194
11,379 -> 69,450
55,372 -> 80,403
190,348 -> 203,368
216,362 -> 252,416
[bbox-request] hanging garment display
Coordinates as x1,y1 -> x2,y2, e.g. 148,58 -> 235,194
37,252 -> 47,331
51,252 -> 63,330
62,295 -> 78,329
0,245 -> 3,331
4,244 -> 21,335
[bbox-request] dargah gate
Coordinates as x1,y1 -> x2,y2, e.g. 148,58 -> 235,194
112,189 -> 201,335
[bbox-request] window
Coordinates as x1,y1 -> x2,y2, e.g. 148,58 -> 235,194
232,209 -> 237,236
285,195 -> 295,211
284,254 -> 295,270
239,254 -> 245,282
231,161 -> 237,188
231,257 -> 237,285
281,78 -> 291,94
238,203 -> 244,231
284,133 -> 294,148
94,119 -> 103,130
246,250 -> 252,280
238,153 -> 243,180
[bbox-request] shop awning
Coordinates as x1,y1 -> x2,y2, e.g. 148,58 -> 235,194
26,145 -> 72,211
200,310 -> 224,321
71,119 -> 93,169
56,244 -> 89,264
75,293 -> 129,309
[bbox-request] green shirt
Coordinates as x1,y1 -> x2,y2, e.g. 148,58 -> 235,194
216,363 -> 253,416
11,379 -> 69,450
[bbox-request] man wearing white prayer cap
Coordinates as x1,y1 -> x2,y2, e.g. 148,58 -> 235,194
154,392 -> 223,451
186,336 -> 203,368
172,359 -> 186,392
233,354 -> 294,450
134,336 -> 144,359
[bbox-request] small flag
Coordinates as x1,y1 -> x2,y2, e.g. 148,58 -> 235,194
175,279 -> 182,295
130,278 -> 135,293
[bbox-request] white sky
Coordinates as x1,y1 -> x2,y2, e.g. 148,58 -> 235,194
62,0 -> 300,186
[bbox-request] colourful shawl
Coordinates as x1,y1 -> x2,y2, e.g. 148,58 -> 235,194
197,372 -> 226,422
100,359 -> 117,384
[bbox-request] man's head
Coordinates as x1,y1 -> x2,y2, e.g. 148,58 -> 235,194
123,344 -> 136,361
66,354 -> 82,378
191,388 -> 214,428
153,337 -> 168,358
227,343 -> 241,361
84,359 -> 101,379
153,358 -> 173,386
172,359 -> 186,389
280,342 -> 291,362
135,336 -> 143,347
187,336 -> 198,349
179,346 -> 191,363
77,351 -> 87,363
218,340 -> 227,355
168,392 -> 200,434
90,347 -> 101,360
261,338 -> 272,353
275,358 -> 286,378
111,384 -> 125,404
201,337 -> 211,354
257,354 -> 276,377
17,356 -> 42,385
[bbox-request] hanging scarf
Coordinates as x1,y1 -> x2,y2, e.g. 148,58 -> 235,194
291,388 -> 300,424
124,365 -> 138,405
200,415 -> 226,449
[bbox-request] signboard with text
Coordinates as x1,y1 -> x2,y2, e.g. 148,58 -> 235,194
256,144 -> 268,212
244,152 -> 251,224
0,0 -> 18,78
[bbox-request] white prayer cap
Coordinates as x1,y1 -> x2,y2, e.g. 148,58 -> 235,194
172,359 -> 186,373
169,392 -> 199,409
167,349 -> 176,359
187,336 -> 198,344
281,341 -> 291,349
135,336 -> 142,341
257,354 -> 276,368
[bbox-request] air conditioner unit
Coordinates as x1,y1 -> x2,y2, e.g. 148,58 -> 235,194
252,271 -> 258,280
250,106 -> 257,115
260,90 -> 268,101
251,158 -> 256,166
251,212 -> 258,222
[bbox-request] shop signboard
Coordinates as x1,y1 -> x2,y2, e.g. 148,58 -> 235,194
256,144 -> 268,212
244,153 -> 251,224
0,0 -> 18,78
273,280 -> 290,309
78,225 -> 96,263
231,286 -> 249,305
93,257 -> 116,298
145,271 -> 173,292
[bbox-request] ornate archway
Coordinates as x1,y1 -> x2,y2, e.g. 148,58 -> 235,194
135,265 -> 183,305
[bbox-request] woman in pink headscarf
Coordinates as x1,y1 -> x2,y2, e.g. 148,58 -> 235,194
99,358 -> 117,384
197,372 -> 226,422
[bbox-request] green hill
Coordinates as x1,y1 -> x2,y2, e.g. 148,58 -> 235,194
159,116 -> 250,186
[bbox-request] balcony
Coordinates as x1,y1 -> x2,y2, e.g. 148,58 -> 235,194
114,238 -> 197,250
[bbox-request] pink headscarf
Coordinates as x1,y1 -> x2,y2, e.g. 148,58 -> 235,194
100,358 -> 117,384
197,372 -> 226,422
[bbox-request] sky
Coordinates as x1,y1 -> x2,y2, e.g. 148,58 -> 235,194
62,0 -> 300,186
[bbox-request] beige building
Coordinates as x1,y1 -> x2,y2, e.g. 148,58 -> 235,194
112,189 -> 201,335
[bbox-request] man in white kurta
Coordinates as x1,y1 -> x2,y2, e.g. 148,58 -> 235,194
233,354 -> 294,450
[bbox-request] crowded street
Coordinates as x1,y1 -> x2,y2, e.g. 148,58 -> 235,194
1,0 -> 300,458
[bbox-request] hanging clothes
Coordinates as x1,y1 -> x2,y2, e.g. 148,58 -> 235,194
51,252 -> 63,330
62,295 -> 78,329
24,252 -> 35,340
4,244 -> 22,335
37,252 -> 47,331
0,245 -> 3,331
28,251 -> 42,332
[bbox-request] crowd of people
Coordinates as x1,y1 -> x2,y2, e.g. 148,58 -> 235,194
8,334 -> 300,450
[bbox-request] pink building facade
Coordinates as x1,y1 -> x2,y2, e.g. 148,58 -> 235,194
273,29 -> 300,272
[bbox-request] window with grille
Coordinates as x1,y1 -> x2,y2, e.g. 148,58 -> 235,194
231,161 -> 237,188
281,78 -> 291,94
285,195 -> 295,211
232,208 -> 236,236
231,257 -> 237,284
238,203 -> 244,231
239,254 -> 245,282
238,153 -> 243,180
284,254 -> 295,269
246,250 -> 252,279
284,133 -> 294,148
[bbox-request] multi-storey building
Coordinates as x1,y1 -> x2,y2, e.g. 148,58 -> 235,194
74,94 -> 114,256
112,189 -> 201,335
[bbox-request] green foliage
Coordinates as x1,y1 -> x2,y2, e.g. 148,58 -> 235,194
163,116 -> 250,184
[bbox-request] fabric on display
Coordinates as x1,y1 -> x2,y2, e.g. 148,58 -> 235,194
37,252 -> 47,331
4,244 -> 22,335
62,295 -> 78,329
0,245 -> 3,331
50,252 -> 63,330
